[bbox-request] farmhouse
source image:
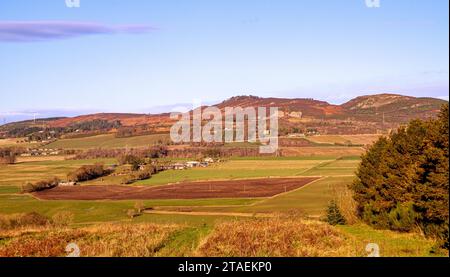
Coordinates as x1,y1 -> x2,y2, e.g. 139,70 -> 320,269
59,181 -> 77,187
203,157 -> 214,163
173,163 -> 187,170
186,161 -> 200,168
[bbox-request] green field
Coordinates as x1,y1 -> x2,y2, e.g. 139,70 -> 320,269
0,156 -> 354,218
137,158 -> 337,185
0,194 -> 258,224
156,176 -> 355,216
79,157 -> 352,187
237,176 -> 355,214
0,158 -> 116,187
45,133 -> 170,149
0,154 -> 443,257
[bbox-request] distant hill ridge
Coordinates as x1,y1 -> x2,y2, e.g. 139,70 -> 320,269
1,93 -> 447,135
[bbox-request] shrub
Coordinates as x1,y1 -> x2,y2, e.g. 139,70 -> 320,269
331,186 -> 358,225
0,147 -> 17,165
120,165 -> 154,185
134,201 -> 145,214
121,176 -> 134,185
126,209 -> 138,219
0,212 -> 50,230
21,177 -> 60,193
20,212 -> 50,226
118,154 -> 143,170
121,171 -> 151,185
51,211 -> 75,227
67,163 -> 111,182
387,203 -> 418,232
326,200 -> 346,226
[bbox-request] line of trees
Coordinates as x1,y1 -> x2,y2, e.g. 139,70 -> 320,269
21,177 -> 61,193
67,164 -> 112,182
2,119 -> 121,140
114,125 -> 164,138
351,104 -> 449,248
68,119 -> 121,132
71,146 -> 168,160
0,147 -> 21,164
121,165 -> 158,185
70,144 -> 278,160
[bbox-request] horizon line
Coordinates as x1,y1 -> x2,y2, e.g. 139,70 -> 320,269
1,92 -> 448,126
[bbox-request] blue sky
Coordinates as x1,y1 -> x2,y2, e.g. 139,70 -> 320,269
0,0 -> 448,121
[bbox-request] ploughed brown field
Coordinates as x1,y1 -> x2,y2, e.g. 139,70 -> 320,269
33,177 -> 319,200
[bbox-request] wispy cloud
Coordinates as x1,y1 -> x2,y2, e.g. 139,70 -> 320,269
0,21 -> 156,42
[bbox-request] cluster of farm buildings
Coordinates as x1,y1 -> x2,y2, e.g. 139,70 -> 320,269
163,157 -> 215,170
20,148 -> 62,157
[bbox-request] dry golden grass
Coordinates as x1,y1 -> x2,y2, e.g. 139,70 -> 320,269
0,138 -> 35,149
16,155 -> 73,163
305,134 -> 381,145
196,217 -> 357,257
331,185 -> 359,225
280,146 -> 365,157
0,212 -> 50,231
340,135 -> 381,145
0,218 -> 441,257
0,223 -> 181,257
0,139 -> 20,147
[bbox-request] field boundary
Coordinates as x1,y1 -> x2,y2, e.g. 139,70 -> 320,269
295,158 -> 338,176
149,175 -> 324,188
32,177 -> 320,201
143,210 -> 275,218
251,177 -> 327,206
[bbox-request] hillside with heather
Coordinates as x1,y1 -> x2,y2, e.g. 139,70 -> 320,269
1,93 -> 446,139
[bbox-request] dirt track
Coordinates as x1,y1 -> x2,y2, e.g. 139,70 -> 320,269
33,177 -> 319,200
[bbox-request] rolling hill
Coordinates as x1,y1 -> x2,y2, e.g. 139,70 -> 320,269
1,93 -> 447,137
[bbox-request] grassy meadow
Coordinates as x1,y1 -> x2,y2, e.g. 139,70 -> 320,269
0,138 -> 36,148
0,141 -> 445,257
0,158 -> 117,187
0,214 -> 440,257
304,134 -> 381,145
0,156 -> 352,218
136,158 -> 337,185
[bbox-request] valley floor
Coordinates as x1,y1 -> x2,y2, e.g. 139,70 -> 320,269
0,154 -> 445,257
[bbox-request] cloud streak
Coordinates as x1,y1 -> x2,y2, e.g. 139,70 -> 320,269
0,21 -> 155,42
